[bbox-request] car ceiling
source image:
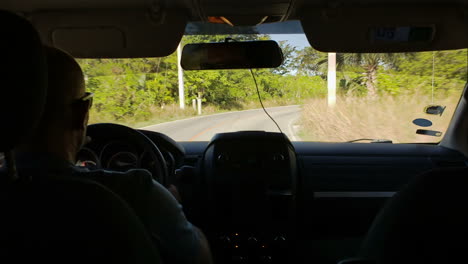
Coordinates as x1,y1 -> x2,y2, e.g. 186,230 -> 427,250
2,0 -> 467,22
0,0 -> 466,57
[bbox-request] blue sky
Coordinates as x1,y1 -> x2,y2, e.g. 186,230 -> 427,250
270,34 -> 310,49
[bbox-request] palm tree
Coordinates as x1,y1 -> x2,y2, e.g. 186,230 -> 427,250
334,53 -> 403,97
297,47 -> 407,97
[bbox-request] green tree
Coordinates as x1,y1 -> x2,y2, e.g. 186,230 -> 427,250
295,47 -> 328,76
301,50 -> 410,97
398,49 -> 467,81
272,41 -> 298,75
340,53 -> 405,97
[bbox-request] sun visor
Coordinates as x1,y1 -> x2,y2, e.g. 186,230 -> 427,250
300,7 -> 468,53
29,9 -> 187,58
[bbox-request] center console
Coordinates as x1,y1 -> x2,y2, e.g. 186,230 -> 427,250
200,131 -> 298,263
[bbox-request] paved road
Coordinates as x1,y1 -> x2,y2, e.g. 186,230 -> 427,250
140,105 -> 302,141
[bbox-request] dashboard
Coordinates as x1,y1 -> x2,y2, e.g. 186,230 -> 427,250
78,128 -> 467,264
179,138 -> 466,263
200,132 -> 297,263
79,129 -> 298,263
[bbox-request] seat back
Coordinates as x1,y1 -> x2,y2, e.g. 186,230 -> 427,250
0,175 -> 161,263
0,10 -> 161,263
359,167 -> 468,263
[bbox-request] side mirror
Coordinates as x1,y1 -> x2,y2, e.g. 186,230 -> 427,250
181,40 -> 284,70
424,105 -> 446,116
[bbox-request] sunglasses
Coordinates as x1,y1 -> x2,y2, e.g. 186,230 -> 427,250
78,92 -> 94,108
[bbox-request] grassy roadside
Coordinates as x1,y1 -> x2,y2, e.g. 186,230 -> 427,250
298,92 -> 460,143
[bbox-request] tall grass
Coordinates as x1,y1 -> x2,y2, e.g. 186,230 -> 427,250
299,92 -> 461,143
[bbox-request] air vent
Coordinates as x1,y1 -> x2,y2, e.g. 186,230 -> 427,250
432,159 -> 467,168
183,155 -> 201,167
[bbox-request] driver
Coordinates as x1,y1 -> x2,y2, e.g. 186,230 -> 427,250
15,46 -> 213,264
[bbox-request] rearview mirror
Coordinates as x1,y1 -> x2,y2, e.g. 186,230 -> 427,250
181,40 -> 283,70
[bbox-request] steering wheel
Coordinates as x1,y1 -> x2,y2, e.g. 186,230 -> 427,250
86,123 -> 169,187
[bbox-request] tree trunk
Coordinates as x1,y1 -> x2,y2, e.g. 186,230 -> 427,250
365,66 -> 378,98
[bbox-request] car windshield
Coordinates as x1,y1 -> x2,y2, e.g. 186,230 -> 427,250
80,22 -> 467,143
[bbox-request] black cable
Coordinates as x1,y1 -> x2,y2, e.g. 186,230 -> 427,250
347,138 -> 375,143
347,138 -> 392,143
225,37 -> 283,135
249,69 -> 283,134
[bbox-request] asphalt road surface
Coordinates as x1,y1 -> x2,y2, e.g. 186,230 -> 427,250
141,105 -> 302,141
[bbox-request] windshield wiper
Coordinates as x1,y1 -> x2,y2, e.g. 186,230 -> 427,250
347,138 -> 393,143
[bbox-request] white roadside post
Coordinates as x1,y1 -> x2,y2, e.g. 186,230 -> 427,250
327,52 -> 337,108
177,43 -> 185,109
197,92 -> 202,115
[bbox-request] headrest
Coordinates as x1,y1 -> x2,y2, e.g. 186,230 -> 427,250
0,10 -> 47,152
